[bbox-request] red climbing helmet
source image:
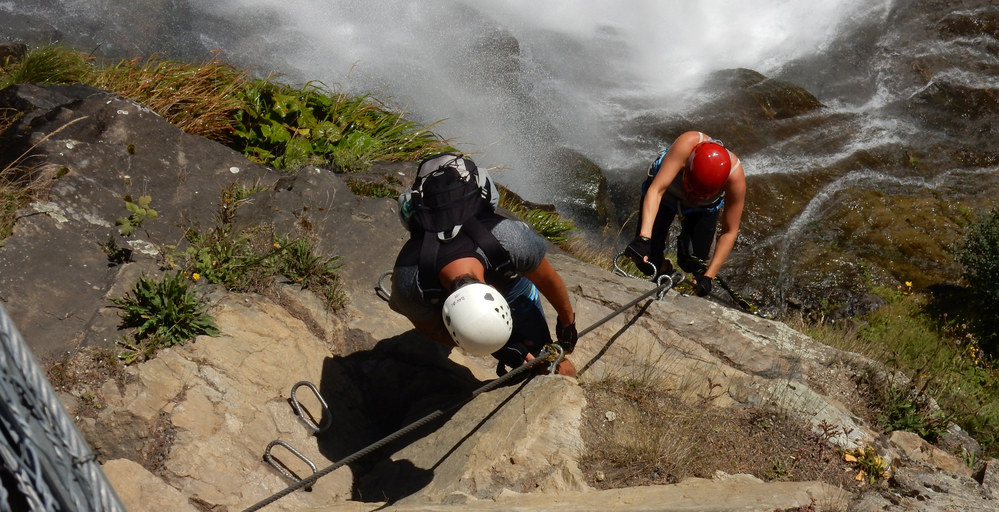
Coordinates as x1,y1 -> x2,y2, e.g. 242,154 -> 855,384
683,142 -> 731,201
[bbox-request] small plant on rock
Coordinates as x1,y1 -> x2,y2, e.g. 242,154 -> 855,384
110,272 -> 219,364
175,184 -> 347,310
843,445 -> 891,486
116,194 -> 158,236
877,385 -> 948,443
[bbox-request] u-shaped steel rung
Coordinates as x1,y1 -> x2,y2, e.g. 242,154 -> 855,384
375,270 -> 393,301
289,381 -> 332,434
613,251 -> 657,281
263,440 -> 318,490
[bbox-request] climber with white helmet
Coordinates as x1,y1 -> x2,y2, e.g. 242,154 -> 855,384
389,154 -> 577,377
624,131 -> 746,297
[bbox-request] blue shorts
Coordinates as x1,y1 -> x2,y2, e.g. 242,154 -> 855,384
504,277 -> 551,355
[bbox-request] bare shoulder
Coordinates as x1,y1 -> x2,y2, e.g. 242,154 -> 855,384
675,131 -> 704,146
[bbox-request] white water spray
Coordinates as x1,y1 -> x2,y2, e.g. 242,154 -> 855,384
185,0 -> 879,200
3,0 -> 888,200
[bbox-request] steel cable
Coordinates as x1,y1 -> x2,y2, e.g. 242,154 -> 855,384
244,276 -> 679,511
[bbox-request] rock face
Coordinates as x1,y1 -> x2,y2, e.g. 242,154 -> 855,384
1,84 -> 998,511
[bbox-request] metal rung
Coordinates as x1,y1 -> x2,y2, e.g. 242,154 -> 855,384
289,381 -> 331,434
613,251 -> 657,281
263,440 -> 318,491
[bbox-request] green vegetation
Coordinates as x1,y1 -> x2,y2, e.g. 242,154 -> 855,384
875,383 -> 947,442
110,272 -> 220,364
0,44 -> 455,239
498,188 -> 575,243
0,43 -> 90,87
843,445 -> 891,486
89,53 -> 246,142
345,178 -> 400,198
955,206 -> 999,351
115,195 -> 158,236
797,286 -> 999,457
175,183 -> 346,311
233,80 -> 451,171
108,182 -> 345,363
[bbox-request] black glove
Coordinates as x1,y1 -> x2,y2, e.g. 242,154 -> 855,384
494,342 -> 530,377
693,274 -> 713,297
624,236 -> 656,276
555,320 -> 578,354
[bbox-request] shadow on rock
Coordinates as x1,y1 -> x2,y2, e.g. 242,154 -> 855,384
314,330 -> 486,502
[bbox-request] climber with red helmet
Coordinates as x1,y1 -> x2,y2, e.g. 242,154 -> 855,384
624,131 -> 746,297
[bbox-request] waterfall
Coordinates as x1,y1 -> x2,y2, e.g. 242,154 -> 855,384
11,0 -> 996,315
186,0 -> 885,200
3,0 -> 885,201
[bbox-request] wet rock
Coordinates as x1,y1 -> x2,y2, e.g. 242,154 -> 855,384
708,68 -> 825,121
938,10 -> 999,40
0,42 -> 27,66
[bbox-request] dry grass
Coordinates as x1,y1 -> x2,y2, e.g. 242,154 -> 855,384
0,116 -> 86,239
579,377 -> 857,491
89,53 -> 246,141
556,234 -> 617,269
45,346 -> 130,418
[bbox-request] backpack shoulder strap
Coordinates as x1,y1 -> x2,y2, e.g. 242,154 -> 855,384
415,216 -> 516,304
462,216 -> 514,277
418,233 -> 445,304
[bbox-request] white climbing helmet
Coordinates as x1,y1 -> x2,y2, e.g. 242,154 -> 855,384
441,282 -> 512,356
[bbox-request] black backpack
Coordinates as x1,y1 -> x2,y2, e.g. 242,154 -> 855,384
399,153 -> 514,302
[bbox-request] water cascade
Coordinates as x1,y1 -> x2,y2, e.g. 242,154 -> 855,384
5,0 -> 999,315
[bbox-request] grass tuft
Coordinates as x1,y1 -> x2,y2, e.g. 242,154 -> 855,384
89,53 -> 246,141
0,44 -> 91,89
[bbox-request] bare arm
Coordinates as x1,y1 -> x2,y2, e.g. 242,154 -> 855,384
524,257 -> 574,327
703,160 -> 745,279
638,131 -> 705,238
